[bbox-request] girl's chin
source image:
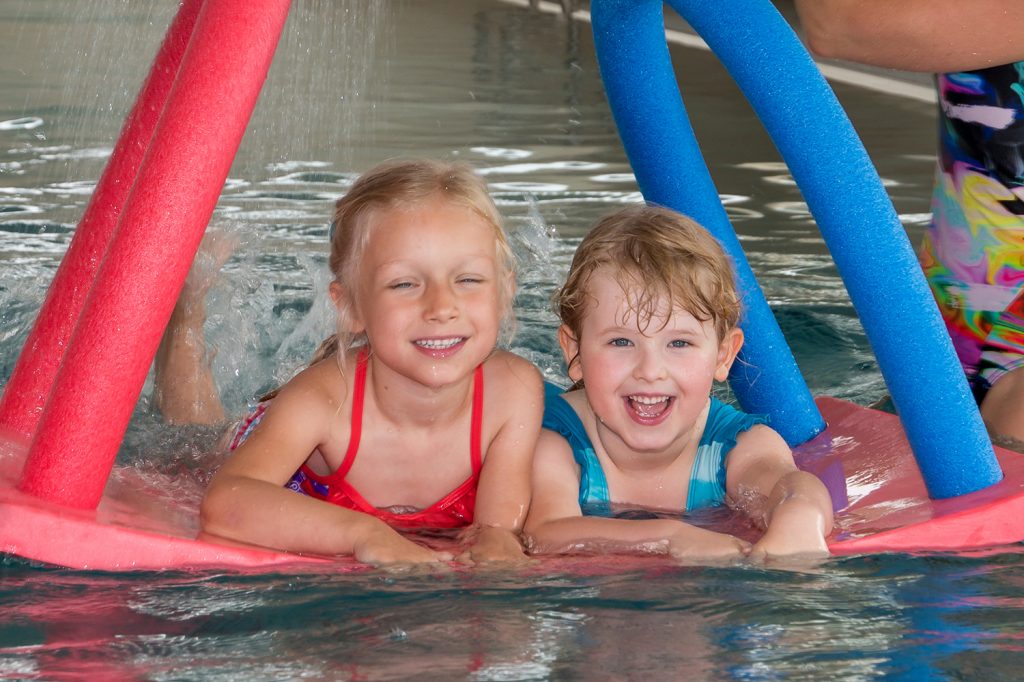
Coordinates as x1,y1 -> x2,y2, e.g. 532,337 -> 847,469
597,419 -> 682,453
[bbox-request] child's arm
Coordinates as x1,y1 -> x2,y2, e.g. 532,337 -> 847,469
524,430 -> 750,562
725,425 -> 833,561
460,354 -> 544,564
201,368 -> 451,566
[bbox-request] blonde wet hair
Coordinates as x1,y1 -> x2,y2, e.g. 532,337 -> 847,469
310,158 -> 516,363
555,203 -> 741,377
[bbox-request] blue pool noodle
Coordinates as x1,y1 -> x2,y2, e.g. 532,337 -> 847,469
590,0 -> 1001,498
590,0 -> 825,448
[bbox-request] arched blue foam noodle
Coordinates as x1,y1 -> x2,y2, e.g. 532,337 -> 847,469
589,0 -> 824,447
590,0 -> 1001,498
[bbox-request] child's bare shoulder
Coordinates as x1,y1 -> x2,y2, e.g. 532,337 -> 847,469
726,423 -> 796,475
537,425 -> 575,459
271,353 -> 355,418
482,350 -> 543,395
734,423 -> 790,453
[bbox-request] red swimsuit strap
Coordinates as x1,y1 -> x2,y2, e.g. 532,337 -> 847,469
328,353 -> 482,487
335,347 -> 369,480
470,363 -> 484,473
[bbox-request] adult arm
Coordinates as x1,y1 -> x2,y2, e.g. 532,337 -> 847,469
725,425 -> 833,560
523,430 -> 750,562
793,0 -> 1024,72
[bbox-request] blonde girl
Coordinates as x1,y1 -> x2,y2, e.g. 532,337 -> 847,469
185,160 -> 543,566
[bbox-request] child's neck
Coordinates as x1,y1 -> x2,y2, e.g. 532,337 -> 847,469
364,356 -> 475,428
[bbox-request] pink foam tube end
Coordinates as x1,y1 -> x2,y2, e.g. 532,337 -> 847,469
18,0 -> 293,509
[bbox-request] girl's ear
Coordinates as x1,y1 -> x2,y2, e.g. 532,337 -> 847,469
328,280 -> 345,308
714,327 -> 744,382
330,281 -> 365,334
558,325 -> 583,383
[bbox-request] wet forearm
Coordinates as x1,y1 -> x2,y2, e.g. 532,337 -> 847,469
200,474 -> 389,556
764,471 -> 833,538
794,0 -> 1024,72
525,517 -> 683,556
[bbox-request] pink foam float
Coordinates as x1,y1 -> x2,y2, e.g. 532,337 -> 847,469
806,398 -> 1024,555
2,396 -> 1022,572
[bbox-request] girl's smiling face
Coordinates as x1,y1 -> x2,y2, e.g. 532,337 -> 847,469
335,196 -> 507,390
560,268 -> 742,460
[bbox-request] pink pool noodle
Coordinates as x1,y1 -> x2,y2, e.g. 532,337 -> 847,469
0,0 -> 203,444
18,0 -> 293,509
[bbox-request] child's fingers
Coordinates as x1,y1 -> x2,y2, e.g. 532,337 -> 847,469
355,535 -> 455,567
378,558 -> 455,576
454,550 -> 476,566
746,545 -> 768,563
453,546 -> 535,567
745,538 -> 830,567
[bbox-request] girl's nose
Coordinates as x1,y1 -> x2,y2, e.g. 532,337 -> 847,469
633,347 -> 668,382
424,283 -> 458,322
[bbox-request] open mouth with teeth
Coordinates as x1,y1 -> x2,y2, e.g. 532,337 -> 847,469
413,336 -> 467,357
625,394 -> 674,424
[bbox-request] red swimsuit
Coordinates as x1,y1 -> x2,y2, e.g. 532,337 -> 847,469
233,349 -> 484,529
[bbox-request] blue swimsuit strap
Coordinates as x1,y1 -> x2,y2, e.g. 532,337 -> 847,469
687,397 -> 768,511
542,383 -> 612,514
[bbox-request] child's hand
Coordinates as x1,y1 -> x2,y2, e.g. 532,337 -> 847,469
352,524 -> 453,567
457,525 -> 530,565
747,497 -> 830,563
747,531 -> 829,563
667,525 -> 751,563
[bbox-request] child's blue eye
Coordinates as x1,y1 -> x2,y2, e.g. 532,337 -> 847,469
610,338 -> 632,347
389,281 -> 414,290
669,339 -> 690,348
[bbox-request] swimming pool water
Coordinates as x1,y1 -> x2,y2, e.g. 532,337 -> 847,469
2,0 -> 1021,679
4,550 -> 1024,680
